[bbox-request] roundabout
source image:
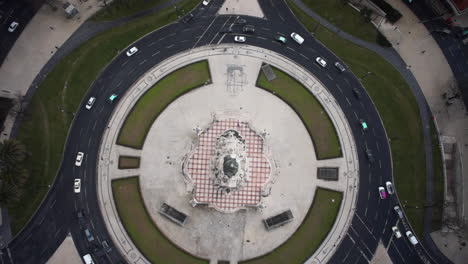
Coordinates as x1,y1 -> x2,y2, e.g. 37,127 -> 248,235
98,45 -> 358,263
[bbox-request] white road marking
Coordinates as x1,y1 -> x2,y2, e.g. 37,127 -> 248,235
193,16 -> 218,48
376,142 -> 380,151
166,44 -> 174,49
346,97 -> 352,106
287,47 -> 295,52
116,80 -> 122,87
139,59 -> 147,65
122,60 -> 129,66
152,51 -> 160,57
257,36 -> 267,40
353,111 -> 358,119
336,84 -> 343,93
148,41 -> 157,47
300,53 -> 309,60
327,73 -> 334,80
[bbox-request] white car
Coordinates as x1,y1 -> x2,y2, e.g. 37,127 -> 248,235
8,22 -> 19,33
75,152 -> 84,166
74,179 -> 81,193
202,0 -> 210,6
85,97 -> 96,110
290,32 -> 304,44
386,181 -> 394,194
315,57 -> 327,67
234,36 -> 246,43
392,226 -> 402,238
406,231 -> 418,245
126,46 -> 138,57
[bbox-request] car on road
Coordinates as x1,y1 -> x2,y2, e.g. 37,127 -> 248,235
82,254 -> 95,264
85,97 -> 96,110
182,13 -> 194,24
378,187 -> 386,199
234,36 -> 246,43
392,226 -> 402,238
108,94 -> 118,103
102,240 -> 112,253
236,18 -> 246,25
202,0 -> 210,6
74,179 -> 81,193
220,26 -> 233,34
290,32 -> 304,44
75,152 -> 84,166
84,228 -> 95,242
315,57 -> 327,67
406,231 -> 418,245
386,181 -> 394,194
126,46 -> 138,57
360,119 -> 368,131
242,25 -> 255,34
334,62 -> 346,72
275,35 -> 287,44
365,148 -> 375,163
8,21 -> 19,33
352,88 -> 361,99
394,206 -> 404,219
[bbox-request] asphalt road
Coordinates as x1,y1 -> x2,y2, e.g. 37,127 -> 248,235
0,0 -> 443,263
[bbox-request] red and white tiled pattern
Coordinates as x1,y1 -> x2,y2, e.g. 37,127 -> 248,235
186,119 -> 271,212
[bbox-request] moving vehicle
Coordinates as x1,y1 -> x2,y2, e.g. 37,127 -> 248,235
365,149 -> 375,163
126,46 -> 138,57
237,18 -> 246,25
109,94 -> 118,103
394,206 -> 404,219
85,97 -> 96,110
275,35 -> 287,44
386,181 -> 394,194
406,231 -> 418,245
182,13 -> 194,24
392,226 -> 402,238
242,25 -> 255,34
234,36 -> 246,43
75,152 -> 84,166
315,57 -> 327,67
74,179 -> 81,193
84,228 -> 95,242
378,187 -> 386,199
82,254 -> 95,264
360,119 -> 368,130
352,88 -> 361,99
102,240 -> 112,253
290,32 -> 304,44
8,22 -> 19,33
202,0 -> 210,6
334,62 -> 346,72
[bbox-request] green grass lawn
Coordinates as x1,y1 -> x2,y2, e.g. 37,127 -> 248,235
112,177 -> 207,263
287,1 -> 427,237
11,0 -> 199,235
430,119 -> 444,231
117,60 -> 210,149
256,67 -> 341,159
118,156 -> 141,169
92,0 -> 168,21
242,188 -> 342,264
298,0 -> 379,44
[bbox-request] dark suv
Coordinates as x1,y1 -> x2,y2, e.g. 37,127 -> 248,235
242,25 -> 255,34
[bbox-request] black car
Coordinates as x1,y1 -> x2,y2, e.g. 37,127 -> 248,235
242,25 -> 255,34
352,88 -> 361,99
365,149 -> 375,163
220,26 -> 233,34
181,13 -> 194,24
237,18 -> 246,25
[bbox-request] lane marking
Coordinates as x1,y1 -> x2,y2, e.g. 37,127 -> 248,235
353,111 -> 358,119
257,36 -> 267,40
122,60 -> 129,66
300,53 -> 309,60
139,59 -> 147,65
148,41 -> 157,47
336,83 -> 343,93
346,97 -> 352,106
327,73 -> 334,80
192,16 -> 218,48
116,80 -> 122,87
166,44 -> 174,49
287,47 -> 295,52
152,51 -> 160,57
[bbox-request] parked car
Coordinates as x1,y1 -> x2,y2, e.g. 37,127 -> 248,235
290,32 -> 304,44
85,97 -> 96,110
394,206 -> 404,219
242,25 -> 255,34
406,231 -> 418,245
234,36 -> 246,43
378,187 -> 386,199
365,149 -> 375,163
74,179 -> 81,193
334,62 -> 346,72
386,181 -> 394,194
75,152 -> 84,166
360,119 -> 368,131
84,228 -> 95,242
315,57 -> 327,67
126,46 -> 138,57
8,21 -> 19,32
392,226 -> 402,238
275,35 -> 287,44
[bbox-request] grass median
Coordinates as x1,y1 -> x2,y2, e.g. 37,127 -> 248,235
112,176 -> 207,263
117,60 -> 211,149
256,66 -> 341,159
92,0 -> 168,22
11,0 -> 199,235
118,156 -> 141,169
242,188 -> 342,264
286,1 -> 429,237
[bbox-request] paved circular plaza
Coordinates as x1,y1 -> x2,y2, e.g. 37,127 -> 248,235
97,45 -> 359,263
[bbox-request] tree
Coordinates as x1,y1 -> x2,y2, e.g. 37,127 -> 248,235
0,163 -> 28,187
0,182 -> 21,207
0,139 -> 26,169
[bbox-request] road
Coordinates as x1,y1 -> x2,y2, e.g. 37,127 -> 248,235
0,0 -> 440,263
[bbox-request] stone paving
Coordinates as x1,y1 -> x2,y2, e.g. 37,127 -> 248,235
218,0 -> 264,18
97,44 -> 359,263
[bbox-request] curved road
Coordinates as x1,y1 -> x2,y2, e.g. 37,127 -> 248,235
0,0 -> 438,263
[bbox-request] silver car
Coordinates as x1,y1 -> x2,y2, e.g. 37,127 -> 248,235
126,46 -> 138,57
315,57 -> 327,67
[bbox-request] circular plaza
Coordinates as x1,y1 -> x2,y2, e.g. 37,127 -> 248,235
97,45 -> 359,263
